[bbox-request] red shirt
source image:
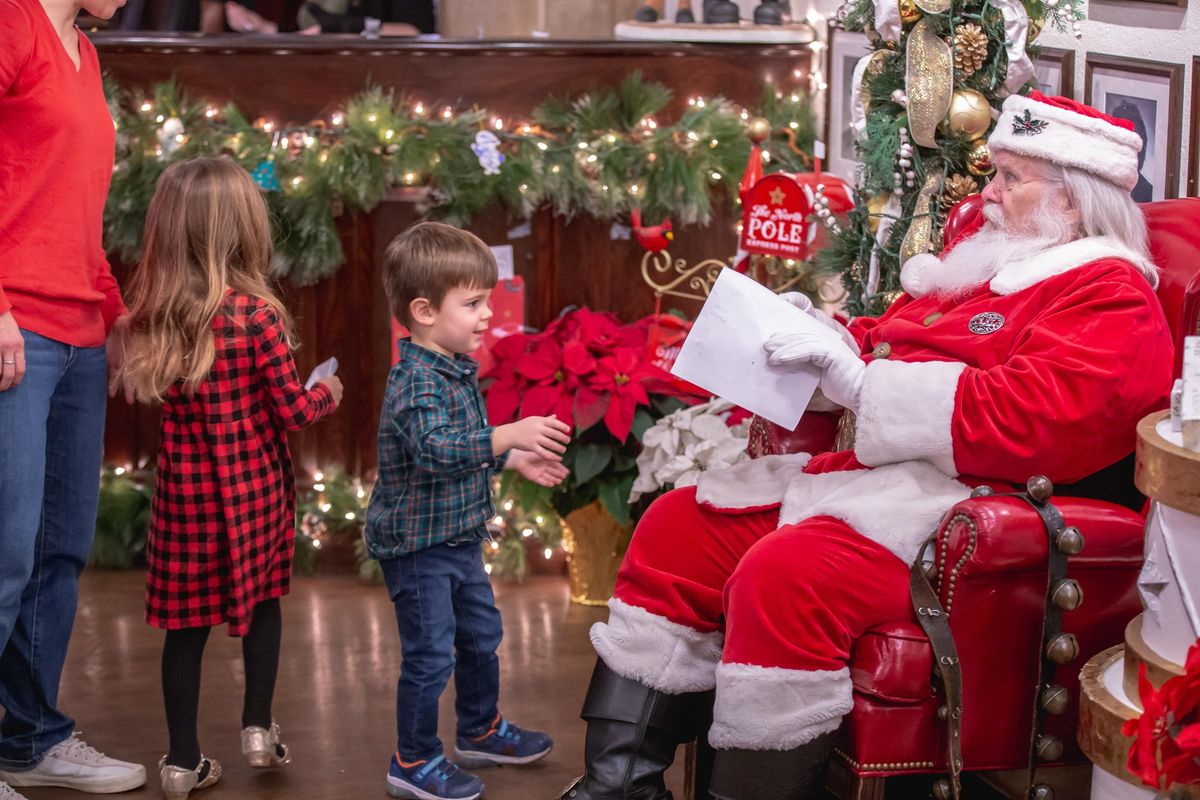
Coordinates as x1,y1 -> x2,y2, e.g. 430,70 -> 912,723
0,0 -> 125,347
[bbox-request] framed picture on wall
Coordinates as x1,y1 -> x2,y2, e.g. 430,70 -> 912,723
824,25 -> 872,183
1031,47 -> 1075,97
1085,53 -> 1184,202
1190,56 -> 1200,196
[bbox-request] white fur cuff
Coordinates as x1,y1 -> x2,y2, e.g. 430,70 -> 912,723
695,452 -> 811,511
854,359 -> 966,476
709,663 -> 852,750
590,598 -> 724,693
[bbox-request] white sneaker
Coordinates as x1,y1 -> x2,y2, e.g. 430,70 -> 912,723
0,782 -> 29,800
0,734 -> 146,793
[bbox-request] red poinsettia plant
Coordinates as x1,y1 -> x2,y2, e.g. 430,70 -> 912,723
1125,639 -> 1200,795
483,308 -> 705,525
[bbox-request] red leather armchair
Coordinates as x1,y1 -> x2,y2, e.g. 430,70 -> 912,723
746,198 -> 1200,800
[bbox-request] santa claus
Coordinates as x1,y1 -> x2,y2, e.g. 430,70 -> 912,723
559,92 -> 1174,800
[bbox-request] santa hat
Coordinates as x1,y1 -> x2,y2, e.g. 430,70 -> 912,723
988,91 -> 1144,191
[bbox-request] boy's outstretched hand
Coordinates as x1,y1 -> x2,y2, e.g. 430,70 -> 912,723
507,449 -> 570,487
494,415 -> 572,462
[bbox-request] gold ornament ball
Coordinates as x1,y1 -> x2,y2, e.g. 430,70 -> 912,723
965,138 -> 995,177
898,0 -> 922,25
946,90 -> 991,139
746,116 -> 773,144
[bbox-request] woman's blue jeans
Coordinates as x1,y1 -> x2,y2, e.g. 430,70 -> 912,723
0,329 -> 107,769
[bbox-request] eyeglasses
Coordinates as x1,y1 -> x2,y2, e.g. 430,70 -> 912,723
998,174 -> 1045,193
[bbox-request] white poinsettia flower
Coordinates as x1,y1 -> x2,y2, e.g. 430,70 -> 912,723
655,454 -> 699,486
629,398 -> 750,503
690,413 -> 735,442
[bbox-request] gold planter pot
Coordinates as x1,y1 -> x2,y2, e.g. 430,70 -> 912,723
561,501 -> 634,606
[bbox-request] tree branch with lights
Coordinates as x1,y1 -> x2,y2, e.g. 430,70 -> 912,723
105,74 -> 815,286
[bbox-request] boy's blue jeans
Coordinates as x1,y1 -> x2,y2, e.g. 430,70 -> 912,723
381,540 -> 503,762
0,330 -> 107,769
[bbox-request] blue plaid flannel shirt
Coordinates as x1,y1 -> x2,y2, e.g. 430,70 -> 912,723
365,340 -> 505,558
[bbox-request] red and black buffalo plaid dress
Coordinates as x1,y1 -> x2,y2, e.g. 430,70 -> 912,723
145,292 -> 335,636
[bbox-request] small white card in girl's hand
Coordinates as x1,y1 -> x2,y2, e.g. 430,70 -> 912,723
304,357 -> 339,391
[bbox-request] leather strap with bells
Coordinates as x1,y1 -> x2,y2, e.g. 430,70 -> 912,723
910,537 -> 963,800
1014,479 -> 1075,800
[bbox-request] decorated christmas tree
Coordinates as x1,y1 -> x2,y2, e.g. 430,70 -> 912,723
819,0 -> 1084,315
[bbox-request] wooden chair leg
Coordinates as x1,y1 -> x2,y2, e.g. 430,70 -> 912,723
850,776 -> 886,800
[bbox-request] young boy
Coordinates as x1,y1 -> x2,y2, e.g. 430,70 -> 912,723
366,221 -> 572,800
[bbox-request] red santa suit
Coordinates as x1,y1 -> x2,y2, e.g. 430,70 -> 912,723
589,230 -> 1173,750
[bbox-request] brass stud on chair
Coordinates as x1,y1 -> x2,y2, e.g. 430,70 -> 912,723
970,485 -> 994,498
1036,735 -> 1064,762
1039,684 -> 1069,716
1046,633 -> 1079,664
938,705 -> 949,721
1056,526 -> 1084,555
1026,475 -> 1054,503
1032,783 -> 1055,800
932,778 -> 953,800
1050,579 -> 1083,611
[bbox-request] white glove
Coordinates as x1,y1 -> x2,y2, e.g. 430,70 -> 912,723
779,292 -> 858,351
764,331 -> 866,412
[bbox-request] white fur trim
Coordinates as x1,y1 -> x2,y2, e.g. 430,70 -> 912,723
709,663 -> 852,750
590,598 -> 724,693
989,94 -> 1143,191
854,359 -> 965,476
988,236 -> 1159,294
695,452 -> 812,511
899,252 -> 946,298
778,461 -> 971,565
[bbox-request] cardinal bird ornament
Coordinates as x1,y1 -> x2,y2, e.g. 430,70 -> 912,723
631,209 -> 674,253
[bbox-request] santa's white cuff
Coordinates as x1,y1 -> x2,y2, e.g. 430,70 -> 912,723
590,598 -> 724,693
709,663 -> 852,750
854,359 -> 966,476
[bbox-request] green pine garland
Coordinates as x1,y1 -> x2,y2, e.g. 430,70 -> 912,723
819,0 -> 1080,315
105,74 -> 816,286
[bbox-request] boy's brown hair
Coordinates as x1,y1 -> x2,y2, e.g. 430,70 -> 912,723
383,222 -> 498,326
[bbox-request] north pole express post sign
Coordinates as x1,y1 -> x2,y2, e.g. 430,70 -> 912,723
739,172 -> 852,262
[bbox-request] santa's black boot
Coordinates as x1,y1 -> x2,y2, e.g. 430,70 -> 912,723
709,730 -> 838,800
559,659 -> 714,800
752,0 -> 789,24
675,6 -> 696,22
703,0 -> 740,23
634,4 -> 659,21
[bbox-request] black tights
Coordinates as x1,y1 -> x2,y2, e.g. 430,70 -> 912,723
162,599 -> 282,768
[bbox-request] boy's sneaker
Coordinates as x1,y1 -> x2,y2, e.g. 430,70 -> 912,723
386,753 -> 484,800
454,716 -> 553,768
0,734 -> 146,793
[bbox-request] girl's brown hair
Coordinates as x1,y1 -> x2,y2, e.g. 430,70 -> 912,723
119,157 -> 294,401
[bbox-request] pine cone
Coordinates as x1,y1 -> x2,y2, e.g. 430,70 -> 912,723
942,174 -> 979,207
953,24 -> 988,76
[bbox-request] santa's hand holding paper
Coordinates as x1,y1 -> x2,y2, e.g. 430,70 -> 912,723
561,92 -> 1174,800
764,331 -> 865,412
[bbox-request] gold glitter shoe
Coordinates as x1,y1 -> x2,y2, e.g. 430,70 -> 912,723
241,721 -> 291,768
158,756 -> 220,800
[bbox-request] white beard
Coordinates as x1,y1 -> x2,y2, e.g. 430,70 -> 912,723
900,201 -> 1078,300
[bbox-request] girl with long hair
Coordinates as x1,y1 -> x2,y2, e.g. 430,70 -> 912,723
119,157 -> 342,800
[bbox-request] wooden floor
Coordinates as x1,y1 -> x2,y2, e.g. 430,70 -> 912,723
32,571 -> 687,800
24,571 -> 1089,800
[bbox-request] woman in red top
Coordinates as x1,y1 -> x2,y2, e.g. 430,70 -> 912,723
0,0 -> 148,797
118,157 -> 342,800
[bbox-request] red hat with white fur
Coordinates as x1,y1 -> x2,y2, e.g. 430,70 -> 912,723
987,91 -> 1144,192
